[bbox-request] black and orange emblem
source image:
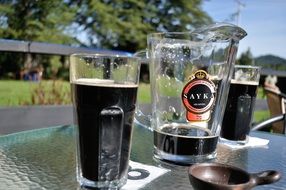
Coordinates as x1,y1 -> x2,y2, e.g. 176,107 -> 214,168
182,70 -> 216,122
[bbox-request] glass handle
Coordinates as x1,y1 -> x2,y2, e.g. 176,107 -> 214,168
99,106 -> 124,181
134,50 -> 152,129
234,95 -> 252,134
235,95 -> 251,120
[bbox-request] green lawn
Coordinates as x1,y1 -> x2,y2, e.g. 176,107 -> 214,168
0,80 -> 269,123
253,110 -> 270,123
0,80 -> 70,106
137,82 -> 151,104
0,80 -> 36,106
257,87 -> 265,99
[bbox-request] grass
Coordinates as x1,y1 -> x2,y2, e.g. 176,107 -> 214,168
257,87 -> 265,99
253,110 -> 270,123
0,80 -> 36,106
137,82 -> 151,103
0,80 -> 152,105
30,80 -> 71,105
0,80 -> 70,106
157,76 -> 184,97
0,80 -> 270,122
253,87 -> 269,123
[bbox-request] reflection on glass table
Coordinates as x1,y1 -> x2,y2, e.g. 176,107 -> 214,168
0,125 -> 285,190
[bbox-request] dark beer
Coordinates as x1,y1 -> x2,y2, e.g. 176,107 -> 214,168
72,78 -> 138,181
154,124 -> 218,163
221,80 -> 258,141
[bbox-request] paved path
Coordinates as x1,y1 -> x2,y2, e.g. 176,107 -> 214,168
0,105 -> 73,135
0,99 -> 268,135
255,99 -> 268,111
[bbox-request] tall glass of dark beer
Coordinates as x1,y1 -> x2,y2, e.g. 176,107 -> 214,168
220,65 -> 260,145
70,54 -> 140,189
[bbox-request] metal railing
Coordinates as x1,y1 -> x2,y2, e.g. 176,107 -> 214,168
0,39 -> 134,134
0,39 -> 131,56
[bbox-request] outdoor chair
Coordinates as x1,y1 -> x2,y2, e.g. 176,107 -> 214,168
254,86 -> 286,134
265,86 -> 286,133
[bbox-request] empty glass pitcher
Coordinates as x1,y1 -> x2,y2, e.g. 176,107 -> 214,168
136,23 -> 247,164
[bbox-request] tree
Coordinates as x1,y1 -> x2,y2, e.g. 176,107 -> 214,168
0,0 -> 77,43
0,0 -> 212,78
0,0 -> 78,78
71,0 -> 212,52
236,48 -> 254,65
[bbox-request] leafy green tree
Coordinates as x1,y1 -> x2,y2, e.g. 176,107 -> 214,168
0,0 -> 212,78
236,48 -> 254,65
0,0 -> 77,43
72,0 -> 212,52
0,0 -> 78,78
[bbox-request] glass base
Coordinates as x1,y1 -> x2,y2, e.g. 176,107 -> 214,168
219,136 -> 249,146
153,148 -> 216,165
78,175 -> 127,189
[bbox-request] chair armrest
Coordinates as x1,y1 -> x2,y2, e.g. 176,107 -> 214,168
251,114 -> 286,133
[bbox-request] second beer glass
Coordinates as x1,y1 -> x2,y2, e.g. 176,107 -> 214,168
220,65 -> 261,145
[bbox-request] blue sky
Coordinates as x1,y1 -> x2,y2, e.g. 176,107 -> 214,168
202,0 -> 286,59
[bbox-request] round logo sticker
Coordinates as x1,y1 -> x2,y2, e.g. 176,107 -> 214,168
182,70 -> 216,122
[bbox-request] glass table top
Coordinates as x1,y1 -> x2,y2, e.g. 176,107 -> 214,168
0,125 -> 285,189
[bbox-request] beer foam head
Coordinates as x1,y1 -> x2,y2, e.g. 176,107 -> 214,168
234,68 -> 260,84
72,78 -> 138,87
231,79 -> 258,86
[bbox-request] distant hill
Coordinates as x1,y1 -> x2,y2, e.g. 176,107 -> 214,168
254,55 -> 286,78
254,55 -> 286,66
